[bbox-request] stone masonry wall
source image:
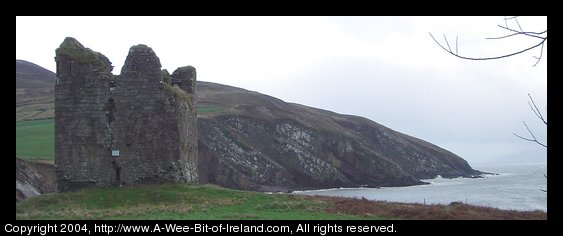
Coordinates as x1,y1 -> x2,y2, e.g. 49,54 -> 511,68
55,37 -> 197,192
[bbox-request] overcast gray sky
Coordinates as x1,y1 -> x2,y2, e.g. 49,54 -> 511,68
16,16 -> 547,165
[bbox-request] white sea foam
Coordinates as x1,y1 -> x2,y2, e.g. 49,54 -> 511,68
294,162 -> 547,212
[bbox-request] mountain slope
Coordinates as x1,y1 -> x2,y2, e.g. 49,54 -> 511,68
16,60 -> 55,89
196,82 -> 481,191
16,60 -> 55,121
15,60 -> 481,192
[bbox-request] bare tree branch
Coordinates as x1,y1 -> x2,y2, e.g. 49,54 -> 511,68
496,26 -> 547,35
486,32 -> 522,40
431,17 -> 548,147
430,33 -> 546,61
513,121 -> 547,148
541,174 -> 547,192
496,25 -> 547,39
429,16 -> 547,66
433,16 -> 548,193
486,29 -> 547,40
533,42 -> 545,67
455,35 -> 458,55
515,17 -> 524,32
528,94 -> 547,125
443,34 -> 452,52
504,16 -> 519,21
504,16 -> 510,28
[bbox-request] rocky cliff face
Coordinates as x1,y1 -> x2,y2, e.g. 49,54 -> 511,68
16,158 -> 55,201
196,82 -> 482,191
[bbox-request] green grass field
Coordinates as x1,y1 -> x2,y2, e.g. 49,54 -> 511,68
16,184 -> 384,220
13,107 -> 220,160
16,119 -> 54,160
197,106 -> 224,114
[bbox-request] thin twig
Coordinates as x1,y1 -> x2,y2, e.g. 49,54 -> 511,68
533,42 -> 545,67
513,121 -> 547,148
515,17 -> 524,32
504,16 -> 510,28
486,29 -> 547,40
496,25 -> 547,39
443,34 -> 452,52
456,35 -> 458,55
497,25 -> 547,35
541,174 -> 547,192
486,32 -> 522,40
528,94 -> 547,125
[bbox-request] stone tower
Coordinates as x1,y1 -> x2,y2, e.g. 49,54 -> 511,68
55,37 -> 197,192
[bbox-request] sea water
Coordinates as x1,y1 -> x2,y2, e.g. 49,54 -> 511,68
294,162 -> 547,212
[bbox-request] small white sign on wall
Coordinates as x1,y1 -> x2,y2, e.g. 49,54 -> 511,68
112,150 -> 120,157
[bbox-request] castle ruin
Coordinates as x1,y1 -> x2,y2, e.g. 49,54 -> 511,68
55,37 -> 198,192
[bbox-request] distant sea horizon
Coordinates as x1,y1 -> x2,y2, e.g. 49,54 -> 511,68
294,162 -> 547,212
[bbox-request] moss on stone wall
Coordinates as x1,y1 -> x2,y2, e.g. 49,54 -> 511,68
55,37 -> 112,73
164,83 -> 193,105
161,70 -> 172,84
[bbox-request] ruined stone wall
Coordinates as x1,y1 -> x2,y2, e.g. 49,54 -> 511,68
55,37 -> 197,192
